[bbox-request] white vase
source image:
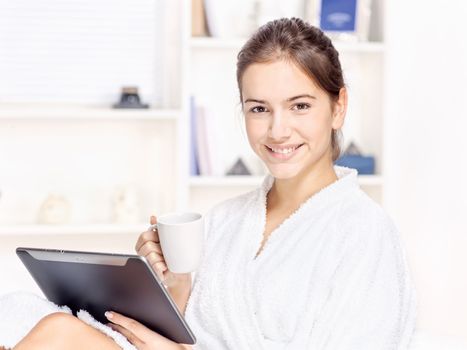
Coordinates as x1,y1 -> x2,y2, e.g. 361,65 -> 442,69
204,0 -> 258,38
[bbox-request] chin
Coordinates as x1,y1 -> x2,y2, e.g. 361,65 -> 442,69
265,164 -> 303,180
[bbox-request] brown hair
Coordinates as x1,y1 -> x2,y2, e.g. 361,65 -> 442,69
236,17 -> 345,161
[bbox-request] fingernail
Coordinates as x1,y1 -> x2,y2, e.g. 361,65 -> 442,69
105,311 -> 113,319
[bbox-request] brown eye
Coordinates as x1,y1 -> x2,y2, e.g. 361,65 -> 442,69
250,106 -> 267,113
293,103 -> 311,111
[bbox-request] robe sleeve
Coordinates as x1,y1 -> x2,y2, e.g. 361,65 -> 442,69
297,218 -> 417,350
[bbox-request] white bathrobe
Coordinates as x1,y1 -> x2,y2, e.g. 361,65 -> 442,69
184,166 -> 417,349
0,292 -> 136,349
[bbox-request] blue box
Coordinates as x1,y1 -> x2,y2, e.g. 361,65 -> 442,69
334,155 -> 375,175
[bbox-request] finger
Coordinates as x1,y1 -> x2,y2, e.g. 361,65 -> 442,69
135,229 -> 159,251
154,260 -> 168,273
145,251 -> 165,269
147,254 -> 167,281
153,260 -> 168,281
146,254 -> 166,278
108,323 -> 144,348
108,314 -> 182,348
150,215 -> 157,225
135,230 -> 160,253
138,240 -> 162,257
105,311 -> 153,342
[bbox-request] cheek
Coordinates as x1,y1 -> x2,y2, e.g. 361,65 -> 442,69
297,114 -> 333,145
297,117 -> 325,137
245,119 -> 266,146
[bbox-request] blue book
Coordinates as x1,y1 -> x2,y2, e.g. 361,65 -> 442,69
189,96 -> 200,176
320,0 -> 357,32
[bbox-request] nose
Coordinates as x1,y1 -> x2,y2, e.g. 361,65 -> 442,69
268,111 -> 291,141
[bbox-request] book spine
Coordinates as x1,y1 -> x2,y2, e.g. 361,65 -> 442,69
189,96 -> 200,176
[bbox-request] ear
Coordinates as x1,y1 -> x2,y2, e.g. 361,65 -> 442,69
331,87 -> 347,130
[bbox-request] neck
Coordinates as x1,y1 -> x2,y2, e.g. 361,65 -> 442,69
268,159 -> 338,209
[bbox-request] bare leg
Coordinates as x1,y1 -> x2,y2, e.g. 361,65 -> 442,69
13,312 -> 122,350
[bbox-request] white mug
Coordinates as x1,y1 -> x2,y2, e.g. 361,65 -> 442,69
149,212 -> 204,274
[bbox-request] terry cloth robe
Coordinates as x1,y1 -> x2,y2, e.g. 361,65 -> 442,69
184,166 -> 417,350
0,292 -> 136,349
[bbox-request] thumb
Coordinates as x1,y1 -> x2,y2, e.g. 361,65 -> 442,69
150,215 -> 157,225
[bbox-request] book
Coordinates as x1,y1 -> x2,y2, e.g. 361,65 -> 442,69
320,0 -> 357,32
193,103 -> 224,176
194,105 -> 211,175
192,0 -> 209,37
189,96 -> 200,176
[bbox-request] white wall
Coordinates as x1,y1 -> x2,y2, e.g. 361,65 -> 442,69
384,0 -> 467,341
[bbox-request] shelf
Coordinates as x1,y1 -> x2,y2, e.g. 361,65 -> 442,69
190,175 -> 264,187
334,41 -> 386,53
190,37 -> 385,53
190,37 -> 247,49
0,223 -> 149,236
358,175 -> 384,186
189,174 -> 383,187
0,103 -> 181,121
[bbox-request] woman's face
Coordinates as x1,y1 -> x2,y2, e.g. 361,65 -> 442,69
241,59 -> 346,180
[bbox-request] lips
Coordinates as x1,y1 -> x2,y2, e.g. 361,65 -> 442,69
265,143 -> 304,160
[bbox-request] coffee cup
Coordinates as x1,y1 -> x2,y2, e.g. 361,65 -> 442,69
148,212 -> 204,274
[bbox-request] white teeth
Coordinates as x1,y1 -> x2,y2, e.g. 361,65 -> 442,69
270,146 -> 298,154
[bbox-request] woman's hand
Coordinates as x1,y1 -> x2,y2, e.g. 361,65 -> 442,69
135,216 -> 191,288
105,311 -> 191,350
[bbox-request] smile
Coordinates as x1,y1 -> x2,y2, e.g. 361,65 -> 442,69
265,144 -> 304,160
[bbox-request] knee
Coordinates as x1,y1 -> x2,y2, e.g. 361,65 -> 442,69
14,312 -> 83,349
23,312 -> 121,350
35,312 -> 82,333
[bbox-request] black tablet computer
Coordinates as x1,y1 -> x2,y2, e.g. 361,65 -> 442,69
16,247 -> 196,345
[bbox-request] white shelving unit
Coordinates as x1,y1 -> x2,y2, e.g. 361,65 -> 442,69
190,37 -> 386,53
0,223 -> 148,236
0,104 -> 180,236
0,103 -> 181,121
0,0 -> 386,235
0,1 -> 186,237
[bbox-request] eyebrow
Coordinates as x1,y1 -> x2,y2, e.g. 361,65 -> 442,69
243,94 -> 317,104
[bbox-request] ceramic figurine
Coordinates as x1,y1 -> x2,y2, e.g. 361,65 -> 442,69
37,194 -> 71,225
226,158 -> 251,176
111,185 -> 140,224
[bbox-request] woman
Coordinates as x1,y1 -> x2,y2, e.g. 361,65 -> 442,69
3,18 -> 417,349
